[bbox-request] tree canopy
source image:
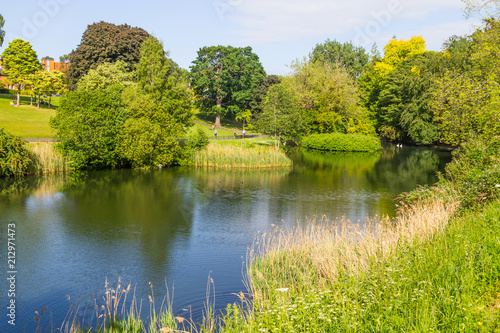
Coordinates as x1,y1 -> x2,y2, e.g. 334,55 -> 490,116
249,74 -> 281,117
77,60 -> 134,91
1,39 -> 41,106
0,13 -> 5,47
66,21 -> 150,90
309,39 -> 370,79
190,45 -> 266,128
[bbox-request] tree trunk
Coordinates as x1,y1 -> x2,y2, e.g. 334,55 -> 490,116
30,95 -> 33,106
37,94 -> 40,109
49,96 -> 52,109
215,97 -> 222,128
17,89 -> 20,106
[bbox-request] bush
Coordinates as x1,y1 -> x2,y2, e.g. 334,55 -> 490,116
0,129 -> 33,177
302,133 -> 382,152
187,126 -> 209,151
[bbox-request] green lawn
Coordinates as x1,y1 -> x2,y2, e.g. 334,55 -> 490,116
0,94 -> 57,139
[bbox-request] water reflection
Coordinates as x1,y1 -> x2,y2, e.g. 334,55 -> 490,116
0,144 -> 451,331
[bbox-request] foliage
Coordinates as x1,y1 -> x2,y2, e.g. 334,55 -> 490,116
431,20 -> 500,145
256,83 -> 305,150
302,133 -> 382,152
190,45 -> 266,127
66,21 -> 150,90
50,87 -> 127,170
119,37 -> 192,169
27,70 -> 66,108
77,60 -> 134,91
1,39 -> 42,105
377,52 -> 446,143
286,59 -> 375,135
438,135 -> 500,209
249,74 -> 281,117
0,128 -> 33,177
359,36 -> 427,132
59,54 -> 70,63
0,13 -> 5,47
309,39 -> 370,79
462,0 -> 500,18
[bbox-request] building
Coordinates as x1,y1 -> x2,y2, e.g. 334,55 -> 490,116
0,56 -> 70,89
40,56 -> 70,72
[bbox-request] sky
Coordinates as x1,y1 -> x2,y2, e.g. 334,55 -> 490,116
1,0 -> 481,75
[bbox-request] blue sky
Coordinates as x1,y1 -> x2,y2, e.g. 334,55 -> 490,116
1,0 -> 480,75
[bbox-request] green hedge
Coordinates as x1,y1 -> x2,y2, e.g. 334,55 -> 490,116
302,133 -> 382,152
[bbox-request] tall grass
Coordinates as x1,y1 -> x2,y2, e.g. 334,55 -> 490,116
26,141 -> 69,174
190,143 -> 292,168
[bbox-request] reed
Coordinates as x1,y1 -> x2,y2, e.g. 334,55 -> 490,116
26,142 -> 69,174
189,143 -> 292,168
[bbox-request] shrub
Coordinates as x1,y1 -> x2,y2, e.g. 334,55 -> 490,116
302,133 -> 382,152
0,128 -> 33,177
187,126 -> 209,151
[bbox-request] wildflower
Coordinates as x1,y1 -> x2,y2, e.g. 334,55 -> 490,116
275,288 -> 289,292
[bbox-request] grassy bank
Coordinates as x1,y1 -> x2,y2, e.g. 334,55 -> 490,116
302,133 -> 382,152
26,141 -> 69,174
188,140 -> 292,168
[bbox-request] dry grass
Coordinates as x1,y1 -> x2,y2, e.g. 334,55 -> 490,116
26,142 -> 69,174
248,198 -> 460,302
191,143 -> 292,168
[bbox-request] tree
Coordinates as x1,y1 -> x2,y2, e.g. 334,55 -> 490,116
430,20 -> 500,145
77,60 -> 134,91
190,45 -> 266,128
256,83 -> 305,150
249,74 -> 281,117
462,0 -> 500,18
286,59 -> 375,135
59,54 -> 70,63
0,13 -> 5,47
1,39 -> 41,106
119,37 -> 193,169
66,21 -> 150,90
309,39 -> 370,79
27,70 -> 66,108
50,86 -> 127,170
378,52 -> 446,144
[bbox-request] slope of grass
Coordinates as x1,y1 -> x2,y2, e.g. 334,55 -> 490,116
0,93 -> 57,139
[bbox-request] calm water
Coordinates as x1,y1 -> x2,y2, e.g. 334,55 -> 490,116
0,144 -> 451,331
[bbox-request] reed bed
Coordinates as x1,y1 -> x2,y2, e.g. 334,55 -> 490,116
26,141 -> 69,174
190,143 -> 292,168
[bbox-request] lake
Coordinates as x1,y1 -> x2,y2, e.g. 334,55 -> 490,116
0,144 -> 452,331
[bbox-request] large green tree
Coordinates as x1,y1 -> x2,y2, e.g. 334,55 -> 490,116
27,70 -> 66,108
119,37 -> 193,169
50,86 -> 127,170
190,45 -> 266,128
1,39 -> 41,106
66,21 -> 150,90
256,83 -> 305,150
309,39 -> 370,79
378,51 -> 446,144
0,13 -> 5,47
286,59 -> 375,135
249,74 -> 281,117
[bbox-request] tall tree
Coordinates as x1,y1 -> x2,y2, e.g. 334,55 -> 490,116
310,39 -> 370,79
0,13 -> 5,47
256,83 -> 305,150
1,39 -> 41,106
190,45 -> 266,128
286,59 -> 375,135
119,37 -> 193,169
249,74 -> 281,117
462,0 -> 500,18
66,21 -> 150,90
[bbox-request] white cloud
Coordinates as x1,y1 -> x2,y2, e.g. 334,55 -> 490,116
223,0 -> 467,44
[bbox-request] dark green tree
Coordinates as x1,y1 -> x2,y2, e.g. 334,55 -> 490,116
309,39 -> 370,79
249,74 -> 281,117
66,21 -> 150,90
50,86 -> 127,170
119,37 -> 193,169
0,13 -> 5,47
256,83 -> 305,150
1,39 -> 41,106
190,45 -> 266,128
378,51 -> 446,144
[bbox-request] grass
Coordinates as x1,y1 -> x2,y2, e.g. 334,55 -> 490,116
0,93 -> 57,139
188,141 -> 292,168
26,141 -> 69,174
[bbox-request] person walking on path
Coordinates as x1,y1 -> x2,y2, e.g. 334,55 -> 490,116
214,129 -> 218,138
242,129 -> 246,138
233,130 -> 237,139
